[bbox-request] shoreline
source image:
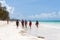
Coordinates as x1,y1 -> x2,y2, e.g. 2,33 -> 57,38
0,21 -> 60,40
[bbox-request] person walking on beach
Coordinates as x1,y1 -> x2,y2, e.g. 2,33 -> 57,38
7,19 -> 9,24
35,20 -> 39,28
16,20 -> 19,28
29,20 -> 32,29
6,18 -> 9,24
25,20 -> 27,28
21,20 -> 24,28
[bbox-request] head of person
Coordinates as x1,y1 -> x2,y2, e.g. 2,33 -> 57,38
36,20 -> 38,22
17,20 -> 18,21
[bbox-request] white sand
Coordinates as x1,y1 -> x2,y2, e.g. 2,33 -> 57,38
0,21 -> 44,40
20,21 -> 60,40
0,21 -> 60,40
28,22 -> 60,40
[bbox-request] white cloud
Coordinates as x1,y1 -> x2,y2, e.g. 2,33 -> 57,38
0,0 -> 14,14
28,11 -> 60,19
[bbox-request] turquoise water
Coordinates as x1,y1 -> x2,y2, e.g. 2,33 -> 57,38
30,20 -> 60,28
31,20 -> 60,22
40,22 -> 60,24
31,20 -> 60,25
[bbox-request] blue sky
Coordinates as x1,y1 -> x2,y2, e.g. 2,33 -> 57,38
1,0 -> 60,20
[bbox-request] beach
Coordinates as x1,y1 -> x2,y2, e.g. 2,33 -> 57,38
0,21 -> 44,40
26,22 -> 60,40
0,21 -> 60,40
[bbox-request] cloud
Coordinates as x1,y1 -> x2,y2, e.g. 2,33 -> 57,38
28,11 -> 60,19
0,0 -> 14,14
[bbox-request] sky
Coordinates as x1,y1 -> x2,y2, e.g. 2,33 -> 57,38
0,0 -> 60,20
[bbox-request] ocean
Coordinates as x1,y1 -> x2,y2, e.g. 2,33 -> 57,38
31,20 -> 60,28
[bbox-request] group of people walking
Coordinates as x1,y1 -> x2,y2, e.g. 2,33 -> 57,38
16,20 -> 39,29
